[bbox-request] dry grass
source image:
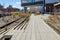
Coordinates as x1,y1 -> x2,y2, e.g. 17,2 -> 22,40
45,15 -> 60,35
34,13 -> 41,16
11,12 -> 31,17
45,15 -> 60,23
20,13 -> 31,17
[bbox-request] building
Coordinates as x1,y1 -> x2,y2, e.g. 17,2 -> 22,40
54,2 -> 60,12
21,0 -> 44,13
21,0 -> 43,6
46,3 -> 54,12
6,5 -> 20,12
0,4 -> 4,9
45,2 -> 60,14
0,4 -> 4,17
0,4 -> 4,12
0,5 -> 20,16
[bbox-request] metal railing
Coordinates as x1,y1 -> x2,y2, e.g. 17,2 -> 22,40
45,12 -> 60,15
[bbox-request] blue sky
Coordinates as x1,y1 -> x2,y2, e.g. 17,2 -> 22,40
0,0 -> 60,9
0,0 -> 23,9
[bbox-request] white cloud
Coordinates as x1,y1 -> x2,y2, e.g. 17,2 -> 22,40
16,2 -> 21,4
13,6 -> 17,8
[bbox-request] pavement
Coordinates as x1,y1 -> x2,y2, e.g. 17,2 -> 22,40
11,14 -> 60,40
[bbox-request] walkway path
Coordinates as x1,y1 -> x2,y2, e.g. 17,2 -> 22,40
11,14 -> 60,40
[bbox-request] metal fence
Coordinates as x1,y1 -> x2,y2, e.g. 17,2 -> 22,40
45,12 -> 60,15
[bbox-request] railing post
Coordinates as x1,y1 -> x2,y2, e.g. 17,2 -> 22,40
43,0 -> 45,14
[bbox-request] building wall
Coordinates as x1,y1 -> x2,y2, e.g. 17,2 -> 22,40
21,0 -> 43,6
56,6 -> 60,12
0,10 -> 3,14
46,4 -> 54,12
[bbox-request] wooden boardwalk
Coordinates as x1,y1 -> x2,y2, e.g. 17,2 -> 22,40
7,14 -> 60,40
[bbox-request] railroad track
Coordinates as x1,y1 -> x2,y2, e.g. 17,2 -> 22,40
0,17 -> 23,34
11,17 -> 29,40
0,16 -> 29,39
